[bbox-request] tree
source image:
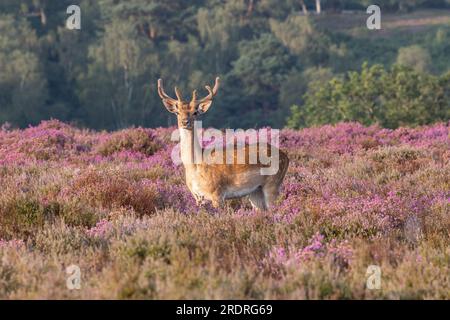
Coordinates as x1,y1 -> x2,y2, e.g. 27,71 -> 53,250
228,33 -> 292,127
196,2 -> 244,76
287,63 -> 450,129
396,45 -> 431,73
0,15 -> 49,126
98,0 -> 197,41
78,20 -> 159,129
270,14 -> 331,66
280,67 -> 334,123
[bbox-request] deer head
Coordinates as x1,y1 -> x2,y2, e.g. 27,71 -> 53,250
158,77 -> 220,129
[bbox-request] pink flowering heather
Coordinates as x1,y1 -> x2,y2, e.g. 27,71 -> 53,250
86,219 -> 114,238
0,239 -> 25,249
266,233 -> 354,273
0,120 -> 448,299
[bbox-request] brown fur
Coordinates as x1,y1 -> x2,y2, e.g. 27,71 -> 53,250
157,77 -> 289,210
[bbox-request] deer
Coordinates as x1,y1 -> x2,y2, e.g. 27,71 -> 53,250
157,77 -> 289,211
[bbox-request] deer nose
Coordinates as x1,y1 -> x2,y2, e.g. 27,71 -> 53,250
182,119 -> 190,127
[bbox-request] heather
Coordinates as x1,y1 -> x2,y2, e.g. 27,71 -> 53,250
0,120 -> 448,299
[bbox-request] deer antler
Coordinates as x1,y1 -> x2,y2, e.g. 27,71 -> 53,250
158,79 -> 181,103
174,87 -> 183,101
191,77 -> 220,103
191,90 -> 197,103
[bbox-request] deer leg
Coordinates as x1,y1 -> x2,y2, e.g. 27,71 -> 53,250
195,195 -> 206,206
262,183 -> 280,209
249,187 -> 267,211
209,191 -> 224,209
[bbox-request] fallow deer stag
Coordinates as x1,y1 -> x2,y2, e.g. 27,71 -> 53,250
157,77 -> 289,210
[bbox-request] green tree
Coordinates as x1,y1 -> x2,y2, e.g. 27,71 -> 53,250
196,2 -> 244,76
396,45 -> 431,73
281,67 -> 334,124
228,33 -> 292,127
78,20 -> 159,129
270,14 -> 331,66
0,15 -> 48,126
98,0 -> 198,41
287,63 -> 450,129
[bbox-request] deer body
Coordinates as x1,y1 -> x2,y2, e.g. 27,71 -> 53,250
158,77 -> 289,210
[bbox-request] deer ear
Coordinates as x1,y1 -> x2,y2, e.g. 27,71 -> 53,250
197,100 -> 213,114
161,99 -> 178,114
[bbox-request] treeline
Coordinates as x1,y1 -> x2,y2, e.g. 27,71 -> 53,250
0,0 -> 449,130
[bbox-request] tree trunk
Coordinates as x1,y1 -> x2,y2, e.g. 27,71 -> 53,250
300,0 -> 308,15
40,7 -> 47,25
149,26 -> 157,40
246,0 -> 255,17
315,0 -> 321,14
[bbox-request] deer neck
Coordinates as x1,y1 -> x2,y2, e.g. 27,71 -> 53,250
179,126 -> 203,168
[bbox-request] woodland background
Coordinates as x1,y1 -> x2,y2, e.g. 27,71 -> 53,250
0,0 -> 449,130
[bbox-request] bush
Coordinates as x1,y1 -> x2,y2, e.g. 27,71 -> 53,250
396,45 -> 431,73
96,128 -> 164,156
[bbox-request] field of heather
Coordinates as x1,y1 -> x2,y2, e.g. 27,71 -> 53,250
0,120 -> 448,299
